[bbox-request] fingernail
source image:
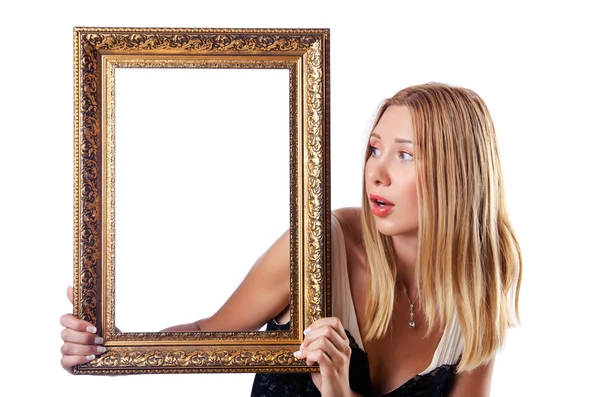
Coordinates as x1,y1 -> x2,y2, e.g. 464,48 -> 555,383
86,326 -> 97,334
85,354 -> 96,361
293,350 -> 301,358
299,343 -> 304,351
303,327 -> 311,335
94,337 -> 103,344
96,346 -> 106,354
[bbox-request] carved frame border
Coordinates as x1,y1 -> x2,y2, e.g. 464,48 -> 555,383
73,27 -> 330,374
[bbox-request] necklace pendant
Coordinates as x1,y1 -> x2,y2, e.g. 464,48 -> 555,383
404,289 -> 418,329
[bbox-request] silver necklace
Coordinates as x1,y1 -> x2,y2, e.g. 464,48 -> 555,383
403,288 -> 418,328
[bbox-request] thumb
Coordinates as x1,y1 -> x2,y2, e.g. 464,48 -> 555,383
67,285 -> 74,305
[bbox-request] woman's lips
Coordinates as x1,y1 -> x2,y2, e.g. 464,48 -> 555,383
369,194 -> 394,217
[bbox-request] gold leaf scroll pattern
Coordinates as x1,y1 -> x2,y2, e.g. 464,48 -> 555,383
89,349 -> 299,369
84,31 -> 318,53
305,39 -> 325,324
79,39 -> 102,324
105,61 -> 117,334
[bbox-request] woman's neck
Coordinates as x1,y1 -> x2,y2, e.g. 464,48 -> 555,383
391,233 -> 419,295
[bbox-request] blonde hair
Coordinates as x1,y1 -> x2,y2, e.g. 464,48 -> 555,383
360,82 -> 522,372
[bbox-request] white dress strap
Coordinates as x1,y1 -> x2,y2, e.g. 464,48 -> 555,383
331,215 -> 365,351
419,312 -> 464,374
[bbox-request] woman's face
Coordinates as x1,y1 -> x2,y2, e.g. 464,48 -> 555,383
364,105 -> 418,237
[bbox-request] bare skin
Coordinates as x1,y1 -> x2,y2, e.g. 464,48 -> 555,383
60,105 -> 494,396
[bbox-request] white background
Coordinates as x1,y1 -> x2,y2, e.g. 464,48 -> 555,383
1,1 -> 598,396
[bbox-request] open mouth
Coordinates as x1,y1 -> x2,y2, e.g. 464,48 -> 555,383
369,194 -> 394,207
369,194 -> 394,217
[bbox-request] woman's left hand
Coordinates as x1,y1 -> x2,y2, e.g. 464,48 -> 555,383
294,317 -> 355,397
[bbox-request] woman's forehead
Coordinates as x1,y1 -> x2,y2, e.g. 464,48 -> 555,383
372,106 -> 413,141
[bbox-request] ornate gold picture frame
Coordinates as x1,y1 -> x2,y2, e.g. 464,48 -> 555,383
73,27 -> 330,374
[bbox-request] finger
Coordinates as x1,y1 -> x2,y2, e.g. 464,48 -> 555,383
67,285 -> 74,305
60,353 -> 97,372
305,346 -> 334,373
302,324 -> 348,355
296,333 -> 345,365
60,313 -> 97,335
60,325 -> 103,346
304,317 -> 348,344
303,336 -> 332,366
303,335 -> 348,368
61,341 -> 106,357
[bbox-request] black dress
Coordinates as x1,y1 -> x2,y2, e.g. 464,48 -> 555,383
249,320 -> 456,397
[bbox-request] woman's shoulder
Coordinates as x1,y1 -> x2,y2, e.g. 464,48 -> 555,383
332,207 -> 363,249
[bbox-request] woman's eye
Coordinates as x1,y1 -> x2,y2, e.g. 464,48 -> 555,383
399,151 -> 413,161
370,146 -> 381,157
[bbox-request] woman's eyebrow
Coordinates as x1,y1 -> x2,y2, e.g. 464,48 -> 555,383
370,133 -> 412,144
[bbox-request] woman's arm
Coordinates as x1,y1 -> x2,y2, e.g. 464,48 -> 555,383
162,228 -> 292,332
447,358 -> 495,397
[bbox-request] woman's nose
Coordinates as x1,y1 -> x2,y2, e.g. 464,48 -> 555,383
367,158 -> 391,187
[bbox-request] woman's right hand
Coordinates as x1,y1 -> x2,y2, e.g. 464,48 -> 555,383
59,286 -> 106,372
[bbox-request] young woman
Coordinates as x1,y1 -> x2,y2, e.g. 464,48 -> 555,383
60,83 -> 522,397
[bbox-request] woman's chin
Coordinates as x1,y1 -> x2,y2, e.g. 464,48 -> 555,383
374,221 -> 418,237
